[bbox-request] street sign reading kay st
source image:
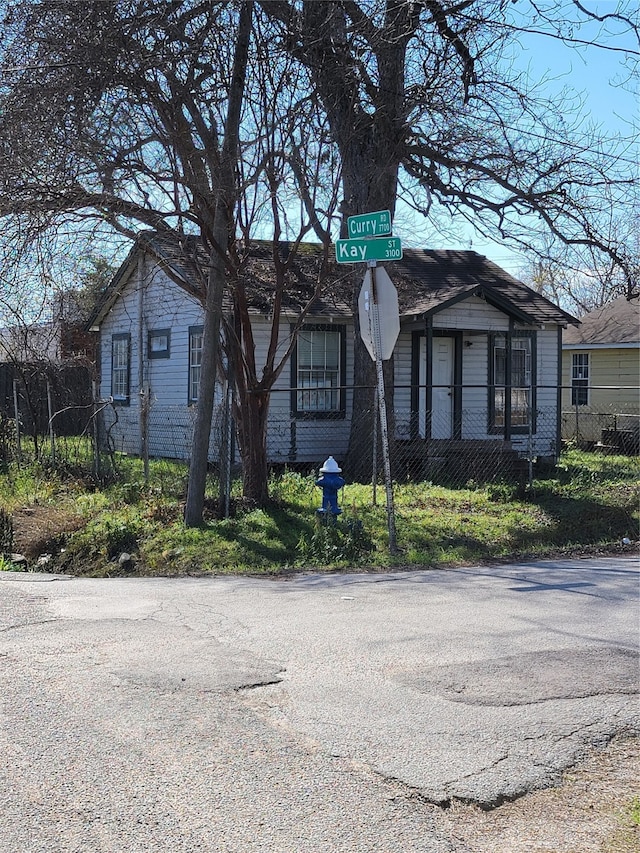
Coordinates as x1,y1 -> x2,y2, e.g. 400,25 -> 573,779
335,235 -> 403,264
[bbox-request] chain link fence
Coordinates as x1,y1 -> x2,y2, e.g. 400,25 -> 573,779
0,362 -> 96,469
1,379 -> 637,494
90,383 -> 640,490
561,385 -> 639,454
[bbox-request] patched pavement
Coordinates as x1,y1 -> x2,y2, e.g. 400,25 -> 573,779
1,557 -> 638,851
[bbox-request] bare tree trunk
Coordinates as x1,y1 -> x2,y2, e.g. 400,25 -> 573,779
234,389 -> 270,506
184,1 -> 253,527
295,2 -> 406,482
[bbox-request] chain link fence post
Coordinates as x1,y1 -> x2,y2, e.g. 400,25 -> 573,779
46,378 -> 56,465
12,378 -> 21,466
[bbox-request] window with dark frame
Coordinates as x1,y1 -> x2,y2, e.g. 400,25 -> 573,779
111,333 -> 131,404
188,326 -> 203,405
148,328 -> 171,359
292,325 -> 345,417
571,352 -> 589,406
489,332 -> 535,432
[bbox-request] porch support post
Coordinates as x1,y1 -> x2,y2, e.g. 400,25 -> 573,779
410,331 -> 420,439
425,315 -> 433,440
556,325 -> 563,461
505,319 -> 513,441
453,333 -> 463,440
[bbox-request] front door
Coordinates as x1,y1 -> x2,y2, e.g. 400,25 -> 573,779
419,335 -> 456,439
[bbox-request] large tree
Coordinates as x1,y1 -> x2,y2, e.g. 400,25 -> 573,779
262,0 -> 639,474
1,0 -> 638,492
0,1 -> 339,517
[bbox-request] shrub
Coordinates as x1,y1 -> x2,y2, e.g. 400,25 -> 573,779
298,515 -> 374,564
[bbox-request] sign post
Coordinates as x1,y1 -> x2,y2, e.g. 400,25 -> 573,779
365,260 -> 398,553
338,210 -> 402,554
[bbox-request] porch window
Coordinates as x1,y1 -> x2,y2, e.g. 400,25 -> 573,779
571,352 -> 589,406
490,332 -> 535,432
292,325 -> 345,417
111,333 -> 130,405
188,325 -> 203,405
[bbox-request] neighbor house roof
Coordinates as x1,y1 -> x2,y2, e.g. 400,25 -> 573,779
90,232 -> 578,329
563,295 -> 640,348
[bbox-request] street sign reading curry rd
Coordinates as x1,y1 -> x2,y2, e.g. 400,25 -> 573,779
335,235 -> 403,263
347,210 -> 392,238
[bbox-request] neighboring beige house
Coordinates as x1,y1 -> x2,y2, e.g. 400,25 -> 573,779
562,295 -> 640,450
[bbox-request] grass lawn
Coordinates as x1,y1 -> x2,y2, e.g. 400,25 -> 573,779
1,448 -> 638,576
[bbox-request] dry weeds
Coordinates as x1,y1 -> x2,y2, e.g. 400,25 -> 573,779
11,503 -> 85,559
438,736 -> 640,853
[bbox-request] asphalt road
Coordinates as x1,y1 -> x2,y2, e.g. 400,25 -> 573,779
1,556 -> 638,852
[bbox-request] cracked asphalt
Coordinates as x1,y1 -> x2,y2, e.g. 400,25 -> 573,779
1,556 -> 638,852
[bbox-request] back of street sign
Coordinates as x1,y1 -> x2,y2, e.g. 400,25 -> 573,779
357,267 -> 400,361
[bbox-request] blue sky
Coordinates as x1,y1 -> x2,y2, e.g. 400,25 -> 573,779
398,6 -> 640,275
443,6 -> 639,277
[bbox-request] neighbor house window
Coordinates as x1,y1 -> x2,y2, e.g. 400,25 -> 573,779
188,325 -> 203,404
148,328 -> 170,359
571,352 -> 589,406
489,332 -> 535,432
111,333 -> 131,404
292,325 -> 346,417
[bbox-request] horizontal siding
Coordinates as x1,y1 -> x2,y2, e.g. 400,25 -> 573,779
100,255 -> 204,406
431,296 -> 510,331
561,347 -> 640,412
537,328 -> 559,412
266,316 -> 355,464
143,263 -> 203,407
99,265 -> 565,464
461,334 -> 489,439
100,267 -> 359,464
393,330 -> 413,436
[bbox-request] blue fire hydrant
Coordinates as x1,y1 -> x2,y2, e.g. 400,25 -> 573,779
315,456 -> 345,517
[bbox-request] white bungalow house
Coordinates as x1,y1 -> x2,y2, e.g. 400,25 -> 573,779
89,232 -> 578,478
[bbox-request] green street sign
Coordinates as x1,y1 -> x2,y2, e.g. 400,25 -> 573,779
347,210 -> 392,238
335,236 -> 403,264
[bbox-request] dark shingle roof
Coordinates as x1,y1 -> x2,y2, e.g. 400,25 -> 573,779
563,295 -> 640,346
392,249 -> 578,326
91,233 -> 578,329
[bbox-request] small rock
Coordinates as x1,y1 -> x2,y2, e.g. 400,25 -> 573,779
36,554 -> 53,567
10,553 -> 27,566
117,552 -> 135,572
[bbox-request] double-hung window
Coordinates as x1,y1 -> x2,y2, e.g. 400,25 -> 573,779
571,353 -> 589,406
293,325 -> 345,417
188,326 -> 203,405
111,333 -> 130,405
490,332 -> 535,432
